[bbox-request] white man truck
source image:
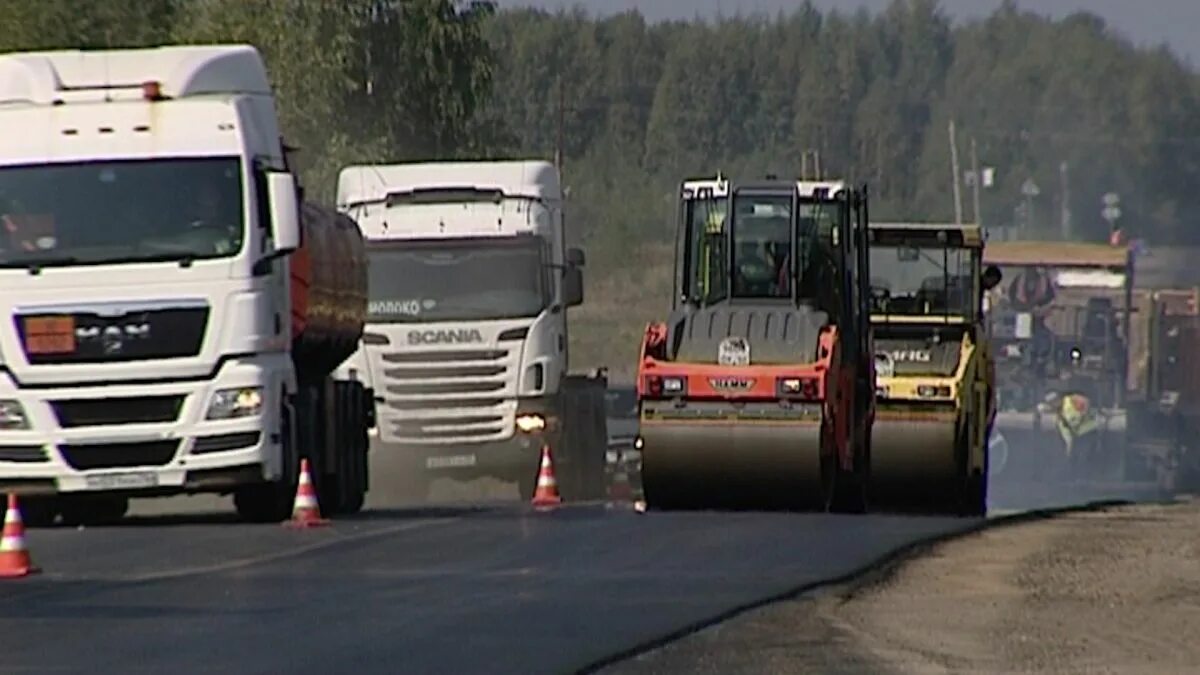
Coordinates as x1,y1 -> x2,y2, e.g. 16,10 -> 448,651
0,45 -> 372,525
336,160 -> 608,501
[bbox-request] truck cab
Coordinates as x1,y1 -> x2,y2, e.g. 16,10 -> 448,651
336,160 -> 606,500
0,46 -> 352,524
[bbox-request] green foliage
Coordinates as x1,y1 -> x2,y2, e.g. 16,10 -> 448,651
4,0 -> 1200,377
478,1 -> 1200,375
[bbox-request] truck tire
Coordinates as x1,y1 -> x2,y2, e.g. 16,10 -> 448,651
2,496 -> 59,528
59,495 -> 129,526
327,381 -> 367,515
235,402 -> 299,523
517,470 -> 537,502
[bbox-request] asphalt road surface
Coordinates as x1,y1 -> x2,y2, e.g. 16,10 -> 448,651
4,505 -> 977,674
2,442 -> 1162,674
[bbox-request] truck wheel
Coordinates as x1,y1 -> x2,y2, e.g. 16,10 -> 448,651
517,471 -> 536,502
235,403 -> 299,523
329,381 -> 367,515
59,496 -> 129,526
567,447 -> 606,502
3,496 -> 59,527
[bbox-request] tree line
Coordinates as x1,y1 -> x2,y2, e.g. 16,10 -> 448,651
2,0 -> 1198,373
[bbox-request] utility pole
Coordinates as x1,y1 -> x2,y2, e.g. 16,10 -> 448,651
555,75 -> 565,174
1059,161 -> 1072,240
949,120 -> 964,226
800,149 -> 822,180
970,137 -> 982,227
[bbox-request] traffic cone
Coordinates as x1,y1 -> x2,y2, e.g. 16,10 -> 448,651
531,444 -> 562,510
0,494 -> 38,578
284,459 -> 329,528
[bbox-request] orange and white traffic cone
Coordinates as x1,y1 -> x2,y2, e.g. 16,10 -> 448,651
284,459 -> 329,529
0,494 -> 38,578
531,445 -> 562,510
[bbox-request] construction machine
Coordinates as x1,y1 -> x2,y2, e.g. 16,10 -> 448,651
867,223 -> 1001,515
636,177 -> 874,511
983,241 -> 1133,483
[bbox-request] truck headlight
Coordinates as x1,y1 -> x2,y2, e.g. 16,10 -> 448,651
206,387 -> 263,420
0,400 -> 29,430
515,413 -> 546,433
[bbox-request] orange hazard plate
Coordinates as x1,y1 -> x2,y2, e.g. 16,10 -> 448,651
23,315 -> 76,354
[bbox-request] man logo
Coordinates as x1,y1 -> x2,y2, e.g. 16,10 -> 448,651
407,328 -> 485,346
76,322 -> 150,355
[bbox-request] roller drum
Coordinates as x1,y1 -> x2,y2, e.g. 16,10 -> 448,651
639,420 -> 828,511
869,415 -> 960,510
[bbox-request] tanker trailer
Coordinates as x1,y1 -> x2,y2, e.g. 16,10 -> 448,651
274,201 -> 372,517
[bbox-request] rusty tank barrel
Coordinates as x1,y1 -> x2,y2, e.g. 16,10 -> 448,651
289,201 -> 367,383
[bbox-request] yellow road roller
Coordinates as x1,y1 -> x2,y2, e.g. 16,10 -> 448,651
867,223 -> 1001,515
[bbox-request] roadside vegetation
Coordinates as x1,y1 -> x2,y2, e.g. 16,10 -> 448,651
4,0 -> 1199,376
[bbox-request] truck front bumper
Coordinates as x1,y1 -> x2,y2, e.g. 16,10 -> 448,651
0,355 -> 289,497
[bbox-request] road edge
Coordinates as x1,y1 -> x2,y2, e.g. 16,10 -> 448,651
574,499 -> 1136,674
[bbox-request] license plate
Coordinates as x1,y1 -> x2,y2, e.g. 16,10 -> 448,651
84,471 -> 159,490
426,454 -> 477,469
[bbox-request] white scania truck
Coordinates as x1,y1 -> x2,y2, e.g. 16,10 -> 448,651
336,160 -> 608,501
0,45 -> 372,524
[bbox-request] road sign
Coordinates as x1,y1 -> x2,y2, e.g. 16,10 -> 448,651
1021,178 -> 1040,197
1102,205 -> 1122,222
1103,192 -> 1120,207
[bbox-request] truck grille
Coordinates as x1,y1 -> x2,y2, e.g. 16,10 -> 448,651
59,440 -> 179,470
18,306 -> 209,365
376,348 -> 514,443
51,395 -> 184,428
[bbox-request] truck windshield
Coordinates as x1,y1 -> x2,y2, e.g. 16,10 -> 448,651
366,238 -> 549,323
870,245 -> 974,317
0,157 -> 244,268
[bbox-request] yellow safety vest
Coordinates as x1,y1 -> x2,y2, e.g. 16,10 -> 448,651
1056,394 -> 1099,454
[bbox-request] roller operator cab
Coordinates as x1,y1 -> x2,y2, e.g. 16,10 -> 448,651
867,223 -> 1001,515
636,176 -> 875,512
0,45 -> 373,525
336,161 -> 608,502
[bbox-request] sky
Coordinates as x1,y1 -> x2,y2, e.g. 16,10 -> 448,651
495,0 -> 1200,66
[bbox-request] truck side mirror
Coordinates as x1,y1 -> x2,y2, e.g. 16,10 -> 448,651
267,172 -> 301,254
567,247 -> 586,267
981,264 -> 1003,291
564,267 -> 584,307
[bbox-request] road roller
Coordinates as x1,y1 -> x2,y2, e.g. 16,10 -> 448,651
866,223 -> 1002,515
635,176 -> 875,512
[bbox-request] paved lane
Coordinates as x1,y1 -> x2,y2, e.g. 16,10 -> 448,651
0,505 -> 976,674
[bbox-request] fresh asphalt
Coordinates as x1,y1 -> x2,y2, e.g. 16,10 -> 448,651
0,443 -> 1160,675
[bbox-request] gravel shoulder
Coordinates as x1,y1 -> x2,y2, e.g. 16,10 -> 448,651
607,500 -> 1200,675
